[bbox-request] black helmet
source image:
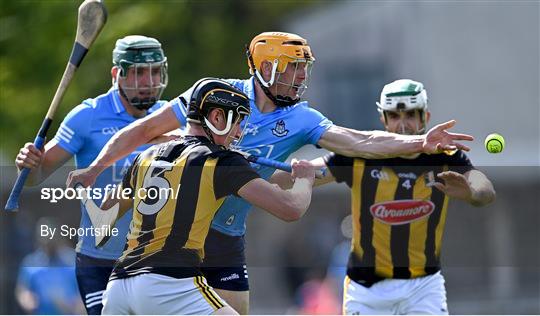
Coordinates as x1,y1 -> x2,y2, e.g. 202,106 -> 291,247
187,78 -> 250,142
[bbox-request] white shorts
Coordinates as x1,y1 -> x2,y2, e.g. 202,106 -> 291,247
102,273 -> 228,315
343,272 -> 448,315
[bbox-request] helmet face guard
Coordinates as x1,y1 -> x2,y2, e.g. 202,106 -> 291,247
114,60 -> 168,110
219,110 -> 251,149
247,32 -> 315,107
271,60 -> 313,105
376,79 -> 428,134
112,35 -> 168,110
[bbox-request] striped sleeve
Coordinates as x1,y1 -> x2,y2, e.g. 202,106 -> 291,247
53,101 -> 93,154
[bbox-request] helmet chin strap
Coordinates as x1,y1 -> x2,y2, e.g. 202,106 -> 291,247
253,76 -> 298,107
417,111 -> 427,134
254,60 -> 279,87
247,47 -> 278,88
203,110 -> 234,136
417,123 -> 426,134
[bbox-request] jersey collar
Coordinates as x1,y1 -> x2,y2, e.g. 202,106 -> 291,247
246,77 -> 261,115
108,88 -> 126,114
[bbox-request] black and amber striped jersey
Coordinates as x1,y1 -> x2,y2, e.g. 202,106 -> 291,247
110,136 -> 260,280
325,151 -> 474,286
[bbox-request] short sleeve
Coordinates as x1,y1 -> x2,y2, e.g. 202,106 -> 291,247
16,265 -> 31,289
170,94 -> 189,127
446,150 -> 475,174
53,101 -> 93,154
148,100 -> 167,113
213,152 -> 260,199
301,104 -> 333,144
16,254 -> 39,290
223,79 -> 245,90
324,153 -> 354,187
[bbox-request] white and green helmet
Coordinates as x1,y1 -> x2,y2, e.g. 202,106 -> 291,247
376,79 -> 428,113
112,35 -> 168,110
377,79 -> 429,134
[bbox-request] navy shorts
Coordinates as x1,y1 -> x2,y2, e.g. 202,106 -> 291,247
75,253 -> 115,315
200,228 -> 249,291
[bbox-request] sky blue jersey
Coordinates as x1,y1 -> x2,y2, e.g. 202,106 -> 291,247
17,247 -> 79,314
53,88 -> 166,260
171,77 -> 333,236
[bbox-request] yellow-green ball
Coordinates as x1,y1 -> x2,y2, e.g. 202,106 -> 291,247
485,133 -> 505,153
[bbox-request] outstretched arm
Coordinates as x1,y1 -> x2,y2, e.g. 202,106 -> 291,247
67,104 -> 180,187
433,169 -> 496,207
317,120 -> 473,159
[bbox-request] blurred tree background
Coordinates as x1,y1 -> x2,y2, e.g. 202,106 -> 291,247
0,0 -> 321,160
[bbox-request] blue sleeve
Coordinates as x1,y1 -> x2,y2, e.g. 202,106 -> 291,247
148,100 -> 167,113
301,104 -> 333,144
170,96 -> 188,127
16,255 -> 36,290
53,101 -> 93,155
223,79 -> 245,90
17,266 -> 31,288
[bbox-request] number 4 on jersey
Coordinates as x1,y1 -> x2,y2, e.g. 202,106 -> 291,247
402,179 -> 412,190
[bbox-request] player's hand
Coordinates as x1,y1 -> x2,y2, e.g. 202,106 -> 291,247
66,167 -> 99,188
432,171 -> 473,201
15,142 -> 44,171
291,159 -> 316,183
422,120 -> 473,154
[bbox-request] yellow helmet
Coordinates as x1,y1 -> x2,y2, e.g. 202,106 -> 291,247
247,32 -> 315,87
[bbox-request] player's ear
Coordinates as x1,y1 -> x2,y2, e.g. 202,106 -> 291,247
425,110 -> 431,124
379,114 -> 386,127
207,108 -> 217,124
261,61 -> 273,80
209,108 -> 224,125
111,66 -> 118,79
